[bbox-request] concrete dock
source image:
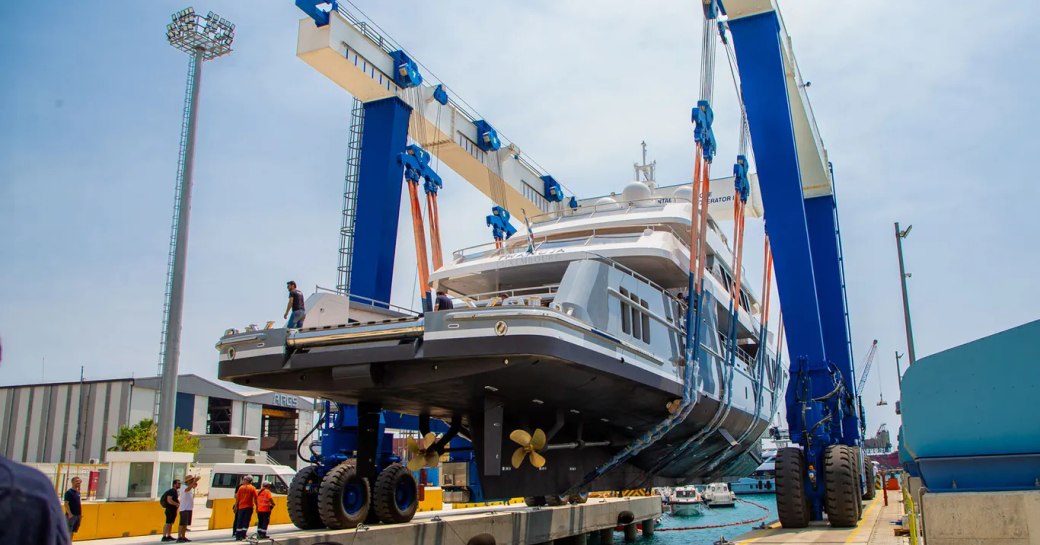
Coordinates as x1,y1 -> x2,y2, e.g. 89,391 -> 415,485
733,495 -> 909,544
87,496 -> 661,545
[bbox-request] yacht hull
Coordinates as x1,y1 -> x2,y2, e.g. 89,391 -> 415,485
217,310 -> 774,499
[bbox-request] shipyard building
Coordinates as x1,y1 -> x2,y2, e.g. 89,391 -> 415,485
0,373 -> 314,469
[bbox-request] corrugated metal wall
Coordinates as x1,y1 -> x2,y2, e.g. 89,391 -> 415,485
0,380 -> 133,463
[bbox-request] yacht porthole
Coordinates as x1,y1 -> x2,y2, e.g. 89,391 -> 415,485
227,347 -> 236,361
495,321 -> 508,336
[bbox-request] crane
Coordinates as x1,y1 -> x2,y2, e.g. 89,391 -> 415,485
293,0 -> 759,308
856,339 -> 879,439
721,0 -> 866,527
293,0 -> 865,530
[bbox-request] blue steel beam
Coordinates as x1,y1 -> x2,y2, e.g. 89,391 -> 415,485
805,195 -> 858,443
349,96 -> 412,305
727,12 -> 827,366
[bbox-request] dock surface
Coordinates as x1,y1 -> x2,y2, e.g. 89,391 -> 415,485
87,496 -> 660,545
734,495 -> 909,544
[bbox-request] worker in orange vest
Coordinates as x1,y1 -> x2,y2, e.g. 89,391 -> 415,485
256,482 -> 276,539
233,476 -> 258,541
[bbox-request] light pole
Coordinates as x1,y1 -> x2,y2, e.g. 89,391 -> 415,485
894,351 -> 904,390
155,8 -> 234,451
894,222 -> 917,366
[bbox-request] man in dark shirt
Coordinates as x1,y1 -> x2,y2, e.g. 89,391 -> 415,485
63,477 -> 82,537
434,290 -> 453,311
159,479 -> 181,542
284,280 -> 306,328
0,455 -> 71,545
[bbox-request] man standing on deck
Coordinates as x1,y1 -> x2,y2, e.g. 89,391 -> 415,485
284,281 -> 306,329
232,475 -> 258,541
435,290 -> 453,311
63,477 -> 82,539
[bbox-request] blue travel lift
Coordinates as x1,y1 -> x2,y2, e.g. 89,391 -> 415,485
287,402 -> 479,529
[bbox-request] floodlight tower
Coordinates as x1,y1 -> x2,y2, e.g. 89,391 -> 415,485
155,7 -> 234,451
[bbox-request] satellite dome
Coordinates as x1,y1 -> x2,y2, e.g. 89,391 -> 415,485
621,181 -> 652,205
673,186 -> 694,203
595,196 -> 621,211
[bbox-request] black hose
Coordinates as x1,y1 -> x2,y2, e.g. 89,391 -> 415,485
297,412 -> 326,463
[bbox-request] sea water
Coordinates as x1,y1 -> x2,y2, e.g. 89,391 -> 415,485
622,494 -> 777,544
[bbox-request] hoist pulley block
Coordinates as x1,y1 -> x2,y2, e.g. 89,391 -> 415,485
486,205 -> 516,241
389,50 -> 423,88
541,176 -> 564,203
473,120 -> 501,152
733,155 -> 750,203
692,100 -> 717,161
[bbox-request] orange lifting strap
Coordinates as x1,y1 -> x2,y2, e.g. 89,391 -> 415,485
406,181 -> 431,307
426,191 -> 443,270
690,151 -> 713,294
760,237 -> 773,326
729,192 -> 748,308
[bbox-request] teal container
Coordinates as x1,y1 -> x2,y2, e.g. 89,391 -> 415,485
900,319 -> 1040,491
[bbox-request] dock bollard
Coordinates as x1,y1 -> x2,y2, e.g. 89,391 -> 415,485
623,523 -> 638,542
599,528 -> 615,544
641,519 -> 655,537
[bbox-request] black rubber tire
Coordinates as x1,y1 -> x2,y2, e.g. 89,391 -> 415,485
318,463 -> 371,529
524,496 -> 546,507
824,445 -> 859,528
544,494 -> 569,507
373,463 -> 419,524
287,465 -> 325,530
862,456 -> 876,500
569,491 -> 589,504
775,447 -> 811,528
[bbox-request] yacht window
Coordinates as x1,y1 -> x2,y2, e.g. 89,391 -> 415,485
620,288 -> 632,335
640,300 -> 651,343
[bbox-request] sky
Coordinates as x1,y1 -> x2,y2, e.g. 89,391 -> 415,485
1,0 -> 1038,442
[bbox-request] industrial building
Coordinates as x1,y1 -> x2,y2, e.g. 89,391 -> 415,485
0,373 -> 314,469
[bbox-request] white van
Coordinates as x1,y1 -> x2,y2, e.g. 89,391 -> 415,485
206,463 -> 297,507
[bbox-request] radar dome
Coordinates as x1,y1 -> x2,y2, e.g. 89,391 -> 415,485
621,182 -> 652,205
673,186 -> 694,203
595,196 -> 621,211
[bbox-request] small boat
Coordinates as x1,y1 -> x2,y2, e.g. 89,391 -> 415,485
669,485 -> 706,516
728,454 -> 776,494
702,482 -> 737,508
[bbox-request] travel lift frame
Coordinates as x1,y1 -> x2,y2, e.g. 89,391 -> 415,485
290,0 -> 864,531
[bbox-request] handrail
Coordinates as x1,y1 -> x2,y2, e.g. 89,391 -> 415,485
528,196 -> 694,226
451,223 -> 690,263
313,285 -> 420,316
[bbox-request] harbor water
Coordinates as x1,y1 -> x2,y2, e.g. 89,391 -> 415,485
629,494 -> 777,544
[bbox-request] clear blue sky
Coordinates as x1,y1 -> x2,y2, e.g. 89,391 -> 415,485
1,1 -> 1038,440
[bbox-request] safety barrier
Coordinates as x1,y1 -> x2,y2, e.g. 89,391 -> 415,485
450,496 -> 524,509
901,476 -> 920,545
71,501 -> 166,541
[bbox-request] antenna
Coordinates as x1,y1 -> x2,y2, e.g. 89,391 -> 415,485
155,7 -> 234,452
633,141 -> 657,186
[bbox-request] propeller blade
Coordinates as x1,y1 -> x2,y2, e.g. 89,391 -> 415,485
425,451 -> 441,468
406,437 -> 420,454
531,428 -> 547,450
423,432 -> 437,449
509,429 -> 532,447
511,447 -> 527,469
407,456 -> 425,472
530,451 -> 547,469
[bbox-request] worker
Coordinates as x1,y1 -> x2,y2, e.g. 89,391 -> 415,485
232,476 -> 258,541
284,281 -> 306,329
159,479 -> 181,542
256,482 -> 275,538
435,290 -> 453,310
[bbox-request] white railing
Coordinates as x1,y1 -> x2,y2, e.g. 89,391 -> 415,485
451,224 -> 689,264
